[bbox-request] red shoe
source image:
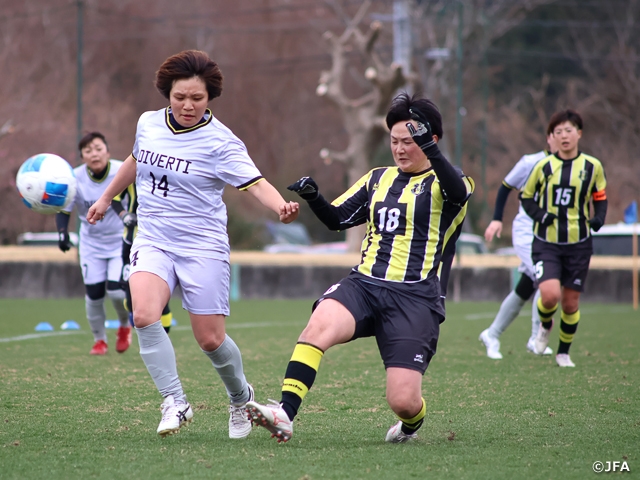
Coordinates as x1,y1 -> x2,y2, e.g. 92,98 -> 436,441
116,327 -> 132,353
90,340 -> 108,355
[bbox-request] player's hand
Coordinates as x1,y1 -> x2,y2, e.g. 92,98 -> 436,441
287,177 -> 319,201
540,212 -> 557,227
87,198 -> 110,225
279,201 -> 300,224
588,217 -> 604,232
121,212 -> 137,228
406,108 -> 437,153
58,231 -> 72,253
484,220 -> 503,242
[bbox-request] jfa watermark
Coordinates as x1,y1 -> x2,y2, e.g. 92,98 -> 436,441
593,461 -> 630,473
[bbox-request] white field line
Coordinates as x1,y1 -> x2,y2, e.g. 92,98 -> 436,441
1,306 -> 633,342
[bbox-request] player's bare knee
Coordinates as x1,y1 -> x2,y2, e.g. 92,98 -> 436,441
387,393 -> 421,419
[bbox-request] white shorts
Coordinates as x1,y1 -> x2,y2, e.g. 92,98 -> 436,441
79,253 -> 123,286
512,212 -> 535,281
129,238 -> 230,316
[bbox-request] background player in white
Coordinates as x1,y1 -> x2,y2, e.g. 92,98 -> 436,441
479,133 -> 559,359
56,132 -> 131,355
87,50 -> 299,439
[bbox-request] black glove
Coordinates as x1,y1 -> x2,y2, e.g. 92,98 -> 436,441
540,212 -> 557,227
121,212 -> 138,228
287,176 -> 319,201
406,108 -> 437,155
588,217 -> 604,232
58,231 -> 72,252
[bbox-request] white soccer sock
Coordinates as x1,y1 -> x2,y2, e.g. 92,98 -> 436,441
107,288 -> 129,327
85,295 -> 107,342
529,289 -> 542,344
137,321 -> 186,404
203,334 -> 249,405
488,290 -> 527,338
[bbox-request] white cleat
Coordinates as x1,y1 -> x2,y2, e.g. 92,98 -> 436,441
157,395 -> 193,437
229,384 -> 254,439
385,421 -> 418,443
246,400 -> 293,443
555,354 -> 575,367
534,322 -> 553,355
479,329 -> 503,359
527,339 -> 553,355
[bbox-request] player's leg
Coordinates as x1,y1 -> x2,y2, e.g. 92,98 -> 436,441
178,256 -> 253,439
554,243 -> 590,367
247,297 -> 356,442
161,303 -> 172,333
84,281 -> 108,355
80,249 -> 109,355
532,238 -> 562,354
129,243 -> 190,436
385,368 -> 425,443
106,255 -> 131,353
380,292 -> 437,443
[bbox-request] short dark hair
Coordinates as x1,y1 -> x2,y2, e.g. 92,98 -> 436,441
385,92 -> 443,139
155,50 -> 223,101
547,109 -> 583,135
78,131 -> 108,152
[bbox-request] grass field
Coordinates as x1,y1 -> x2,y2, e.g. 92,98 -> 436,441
0,298 -> 638,480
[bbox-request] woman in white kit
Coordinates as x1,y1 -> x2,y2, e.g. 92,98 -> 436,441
87,50 -> 299,438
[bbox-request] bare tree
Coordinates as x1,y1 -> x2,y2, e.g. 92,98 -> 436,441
316,0 -> 411,251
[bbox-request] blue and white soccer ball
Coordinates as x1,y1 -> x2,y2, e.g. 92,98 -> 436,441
16,153 -> 77,214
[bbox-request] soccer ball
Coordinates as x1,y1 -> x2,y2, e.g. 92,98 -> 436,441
16,153 -> 77,214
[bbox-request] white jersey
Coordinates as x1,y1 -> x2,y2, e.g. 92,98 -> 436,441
64,160 -> 124,259
503,150 -> 550,234
132,107 -> 263,259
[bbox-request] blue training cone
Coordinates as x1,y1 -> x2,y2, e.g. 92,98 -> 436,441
35,322 -> 54,332
61,320 -> 81,330
104,319 -> 120,329
171,318 -> 178,326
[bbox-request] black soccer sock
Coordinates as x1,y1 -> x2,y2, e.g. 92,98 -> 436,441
400,398 -> 427,435
537,297 -> 558,330
280,342 -> 324,421
558,309 -> 580,354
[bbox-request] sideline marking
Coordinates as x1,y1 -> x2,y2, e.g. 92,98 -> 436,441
0,331 -> 84,343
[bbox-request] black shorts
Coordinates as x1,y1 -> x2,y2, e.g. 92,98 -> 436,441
532,237 -> 592,292
313,274 -> 441,374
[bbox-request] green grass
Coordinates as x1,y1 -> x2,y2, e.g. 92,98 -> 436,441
0,299 -> 638,479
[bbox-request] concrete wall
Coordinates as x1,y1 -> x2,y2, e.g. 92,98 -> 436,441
0,261 -> 633,303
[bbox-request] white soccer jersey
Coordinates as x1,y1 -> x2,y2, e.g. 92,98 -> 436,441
132,107 -> 263,259
64,160 -> 124,259
503,150 -> 550,231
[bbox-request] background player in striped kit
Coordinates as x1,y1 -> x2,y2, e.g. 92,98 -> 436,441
479,133 -> 559,359
521,109 -> 607,367
247,93 -> 474,444
87,50 -> 299,439
56,132 -> 131,355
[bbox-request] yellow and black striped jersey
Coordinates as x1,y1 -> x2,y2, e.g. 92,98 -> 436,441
521,152 -> 607,244
331,166 -> 474,284
113,184 -> 138,244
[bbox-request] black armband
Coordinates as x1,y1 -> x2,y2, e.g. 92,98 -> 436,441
307,194 -> 342,231
492,184 -> 512,221
428,149 -> 468,204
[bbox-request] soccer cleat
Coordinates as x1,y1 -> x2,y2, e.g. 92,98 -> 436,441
246,400 -> 293,443
527,339 -> 552,355
90,340 -> 108,355
479,329 -> 502,360
555,354 -> 575,367
534,321 -> 553,355
385,421 -> 418,443
229,384 -> 254,439
157,395 -> 193,437
115,326 -> 132,353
